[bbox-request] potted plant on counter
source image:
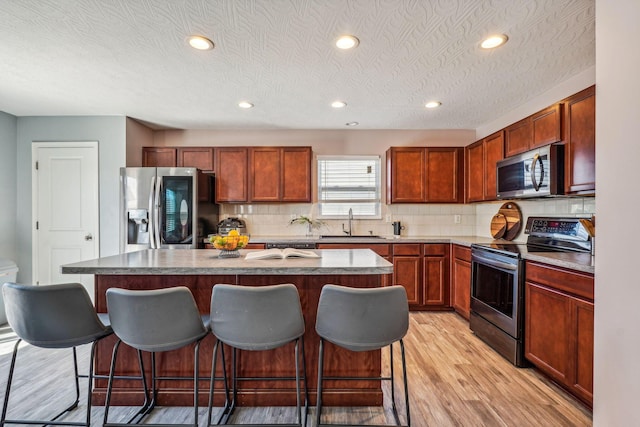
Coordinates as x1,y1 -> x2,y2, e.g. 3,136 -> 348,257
289,216 -> 325,237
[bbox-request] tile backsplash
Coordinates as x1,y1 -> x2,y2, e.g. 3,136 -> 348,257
220,197 -> 595,240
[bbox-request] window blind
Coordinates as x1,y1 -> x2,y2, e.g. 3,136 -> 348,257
317,156 -> 381,218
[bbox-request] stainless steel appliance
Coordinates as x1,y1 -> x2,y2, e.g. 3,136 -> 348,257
265,242 -> 316,249
496,144 -> 564,199
120,167 -> 218,253
217,217 -> 248,235
470,217 -> 593,367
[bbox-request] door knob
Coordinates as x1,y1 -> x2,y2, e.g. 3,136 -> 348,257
85,233 -> 93,241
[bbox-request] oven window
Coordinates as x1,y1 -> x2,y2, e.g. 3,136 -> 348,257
473,262 -> 514,317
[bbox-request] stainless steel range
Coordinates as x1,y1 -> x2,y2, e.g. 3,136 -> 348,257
470,217 -> 593,367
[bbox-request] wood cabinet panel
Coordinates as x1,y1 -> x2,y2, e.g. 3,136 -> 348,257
504,117 -> 532,157
574,299 -> 594,403
466,132 -> 504,202
215,147 -> 248,202
386,147 -> 426,203
393,243 -> 422,256
248,146 -> 312,203
452,245 -> 471,319
249,147 -> 281,201
465,141 -> 484,202
393,256 -> 422,306
426,148 -> 464,203
564,85 -> 596,194
423,244 -> 449,306
483,131 -> 504,200
525,282 -> 572,383
142,147 -> 177,167
281,147 -> 312,202
525,262 -> 593,300
532,104 -> 562,148
177,147 -> 214,171
525,261 -> 594,407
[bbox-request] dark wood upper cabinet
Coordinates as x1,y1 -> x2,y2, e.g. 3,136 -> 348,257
386,147 -> 426,203
142,147 -> 177,167
563,85 -> 595,194
281,147 -> 312,202
465,131 -> 504,202
249,147 -> 281,202
504,117 -> 533,157
425,148 -> 464,203
505,104 -> 562,157
387,146 -> 463,203
532,104 -> 563,149
177,147 -> 214,171
214,147 -> 249,203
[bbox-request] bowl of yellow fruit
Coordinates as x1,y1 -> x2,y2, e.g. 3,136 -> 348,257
210,230 -> 249,258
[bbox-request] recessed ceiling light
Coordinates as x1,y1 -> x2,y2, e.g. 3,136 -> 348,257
188,35 -> 214,50
331,101 -> 347,108
335,35 -> 360,50
238,101 -> 254,109
425,101 -> 442,109
345,122 -> 359,127
480,34 -> 508,49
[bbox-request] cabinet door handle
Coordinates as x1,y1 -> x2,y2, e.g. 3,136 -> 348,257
85,233 -> 93,241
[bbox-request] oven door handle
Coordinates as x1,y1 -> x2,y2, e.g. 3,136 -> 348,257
472,255 -> 518,271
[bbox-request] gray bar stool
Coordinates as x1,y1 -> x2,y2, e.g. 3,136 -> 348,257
315,284 -> 411,427
1,282 -> 113,427
103,286 -> 210,427
207,283 -> 308,427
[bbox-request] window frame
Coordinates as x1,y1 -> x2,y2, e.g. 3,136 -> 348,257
316,155 -> 382,219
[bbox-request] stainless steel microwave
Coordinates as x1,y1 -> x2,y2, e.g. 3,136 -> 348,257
496,144 -> 564,199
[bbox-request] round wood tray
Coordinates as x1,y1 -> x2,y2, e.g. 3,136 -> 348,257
494,202 -> 522,241
490,213 -> 507,239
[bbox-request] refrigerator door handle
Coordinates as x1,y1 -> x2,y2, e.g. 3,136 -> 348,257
148,175 -> 156,248
154,175 -> 163,248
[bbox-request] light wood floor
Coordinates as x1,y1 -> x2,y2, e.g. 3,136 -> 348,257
0,312 -> 592,426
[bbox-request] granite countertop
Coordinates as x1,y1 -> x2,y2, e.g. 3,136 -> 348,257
61,248 -> 393,276
236,235 -> 595,274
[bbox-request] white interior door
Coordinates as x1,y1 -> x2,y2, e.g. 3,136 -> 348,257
32,142 -> 99,298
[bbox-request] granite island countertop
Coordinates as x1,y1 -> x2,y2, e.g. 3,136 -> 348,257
61,248 -> 393,275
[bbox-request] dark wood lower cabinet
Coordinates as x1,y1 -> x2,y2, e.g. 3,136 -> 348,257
93,274 -> 383,407
525,262 -> 594,407
451,245 -> 471,320
392,243 -> 450,310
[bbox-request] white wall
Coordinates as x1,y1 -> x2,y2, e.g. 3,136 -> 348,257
0,112 -> 17,263
594,1 -> 640,425
15,116 -> 126,284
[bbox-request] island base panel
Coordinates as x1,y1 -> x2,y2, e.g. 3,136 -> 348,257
94,274 -> 383,406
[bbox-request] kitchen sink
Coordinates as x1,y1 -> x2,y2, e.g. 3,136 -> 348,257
320,235 -> 386,239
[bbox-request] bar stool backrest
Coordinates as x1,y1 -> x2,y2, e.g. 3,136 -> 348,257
2,282 -> 110,348
106,286 -> 207,352
316,284 -> 409,352
210,283 -> 305,351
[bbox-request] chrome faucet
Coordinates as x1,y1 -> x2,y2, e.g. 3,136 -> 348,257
342,208 -> 353,236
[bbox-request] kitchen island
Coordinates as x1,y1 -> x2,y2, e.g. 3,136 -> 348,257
62,248 -> 393,407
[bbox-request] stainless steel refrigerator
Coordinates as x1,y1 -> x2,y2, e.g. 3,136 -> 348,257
120,167 -> 218,253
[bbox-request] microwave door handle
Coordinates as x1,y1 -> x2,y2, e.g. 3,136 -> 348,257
148,176 -> 157,249
530,153 -> 543,191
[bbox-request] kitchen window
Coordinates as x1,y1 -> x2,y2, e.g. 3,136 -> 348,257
317,155 -> 381,218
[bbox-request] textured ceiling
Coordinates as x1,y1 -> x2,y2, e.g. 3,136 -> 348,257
0,0 -> 594,130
